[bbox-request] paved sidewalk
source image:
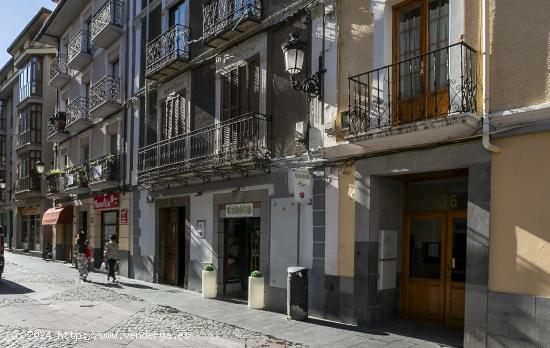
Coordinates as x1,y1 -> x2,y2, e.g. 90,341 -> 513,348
0,252 -> 462,347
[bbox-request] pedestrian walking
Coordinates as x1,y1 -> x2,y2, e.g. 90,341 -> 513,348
76,232 -> 87,280
104,234 -> 119,283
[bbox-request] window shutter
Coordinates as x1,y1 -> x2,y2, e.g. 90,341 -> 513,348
247,59 -> 260,114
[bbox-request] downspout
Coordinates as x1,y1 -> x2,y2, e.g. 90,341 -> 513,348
481,0 -> 501,153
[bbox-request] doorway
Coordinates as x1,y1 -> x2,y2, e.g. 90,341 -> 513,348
101,211 -> 118,267
223,217 -> 261,298
402,211 -> 466,327
161,207 -> 186,286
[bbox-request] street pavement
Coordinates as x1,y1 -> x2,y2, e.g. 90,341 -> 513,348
0,252 -> 462,347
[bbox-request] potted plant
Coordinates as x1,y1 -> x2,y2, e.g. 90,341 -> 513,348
202,264 -> 217,299
46,169 -> 64,194
248,270 -> 265,309
75,164 -> 89,188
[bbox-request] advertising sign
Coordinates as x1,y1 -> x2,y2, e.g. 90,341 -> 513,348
120,209 -> 128,224
225,203 -> 254,218
293,168 -> 311,203
93,193 -> 120,210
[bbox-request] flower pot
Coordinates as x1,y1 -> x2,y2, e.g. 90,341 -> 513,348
248,276 -> 265,309
202,270 -> 217,298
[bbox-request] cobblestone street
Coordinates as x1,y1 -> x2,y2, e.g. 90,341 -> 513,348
0,253 -> 462,347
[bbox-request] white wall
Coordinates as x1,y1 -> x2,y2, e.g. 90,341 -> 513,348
325,169 -> 339,275
189,192 -> 214,266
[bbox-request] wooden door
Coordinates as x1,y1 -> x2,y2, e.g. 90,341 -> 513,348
163,208 -> 178,285
393,0 -> 450,123
445,212 -> 467,328
402,213 -> 446,323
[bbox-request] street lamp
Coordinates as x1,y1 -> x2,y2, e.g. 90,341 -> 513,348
281,32 -> 324,99
0,181 -> 6,190
36,160 -> 46,174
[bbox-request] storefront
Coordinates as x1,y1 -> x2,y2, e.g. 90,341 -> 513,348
42,206 -> 73,262
19,205 -> 42,251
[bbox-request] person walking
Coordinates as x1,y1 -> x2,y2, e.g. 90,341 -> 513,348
80,239 -> 93,282
104,234 -> 119,282
76,232 -> 87,280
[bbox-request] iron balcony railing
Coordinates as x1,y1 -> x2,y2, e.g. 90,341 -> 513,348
50,53 -> 68,81
91,0 -> 123,41
146,24 -> 190,77
68,29 -> 91,63
90,75 -> 121,111
138,113 -> 270,184
46,172 -> 65,195
347,42 -> 478,135
89,154 -> 119,185
47,112 -> 68,137
66,97 -> 90,127
17,130 -> 40,149
15,175 -> 40,193
203,0 -> 262,43
65,163 -> 89,190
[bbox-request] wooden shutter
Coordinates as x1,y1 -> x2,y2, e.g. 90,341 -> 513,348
247,59 -> 260,114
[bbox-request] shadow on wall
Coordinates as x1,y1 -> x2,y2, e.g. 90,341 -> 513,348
489,0 -> 550,111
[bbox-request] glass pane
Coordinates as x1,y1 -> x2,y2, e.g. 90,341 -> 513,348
451,217 -> 467,282
428,0 -> 449,91
398,4 -> 423,97
103,211 -> 117,225
409,218 -> 442,279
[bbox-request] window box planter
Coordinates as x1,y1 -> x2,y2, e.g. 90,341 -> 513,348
202,264 -> 217,299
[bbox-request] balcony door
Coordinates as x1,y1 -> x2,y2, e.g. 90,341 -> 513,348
393,0 -> 449,123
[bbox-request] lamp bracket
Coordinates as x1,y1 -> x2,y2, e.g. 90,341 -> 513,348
290,69 -> 325,99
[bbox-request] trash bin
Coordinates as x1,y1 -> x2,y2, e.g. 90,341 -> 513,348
287,266 -> 308,320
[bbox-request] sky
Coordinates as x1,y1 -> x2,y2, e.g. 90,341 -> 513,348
0,0 -> 57,67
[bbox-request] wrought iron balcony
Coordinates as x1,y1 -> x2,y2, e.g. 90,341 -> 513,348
15,175 -> 41,197
49,53 -> 70,88
45,171 -> 68,200
90,75 -> 121,119
66,97 -> 91,133
347,42 -> 478,137
65,163 -> 90,195
138,112 -> 270,186
47,112 -> 69,143
89,154 -> 119,190
91,0 -> 123,48
203,0 -> 262,47
146,24 -> 191,80
67,29 -> 92,71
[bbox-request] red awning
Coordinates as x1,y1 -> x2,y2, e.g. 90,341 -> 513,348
42,206 -> 73,225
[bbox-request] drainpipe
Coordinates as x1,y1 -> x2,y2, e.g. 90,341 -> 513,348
481,0 -> 501,153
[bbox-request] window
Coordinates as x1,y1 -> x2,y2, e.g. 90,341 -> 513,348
81,145 -> 89,163
0,135 -> 5,166
111,59 -> 120,78
169,0 -> 187,27
110,133 -> 118,154
0,100 -> 6,131
161,92 -> 186,140
221,58 -> 260,121
18,104 -> 42,146
18,150 -> 41,184
19,57 -> 42,101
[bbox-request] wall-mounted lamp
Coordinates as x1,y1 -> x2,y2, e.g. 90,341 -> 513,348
281,32 -> 324,99
35,160 -> 46,174
0,181 -> 6,190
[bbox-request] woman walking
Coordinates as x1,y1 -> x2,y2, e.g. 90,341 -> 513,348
104,234 -> 119,282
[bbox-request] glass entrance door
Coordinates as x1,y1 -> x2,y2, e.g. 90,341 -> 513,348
403,212 -> 467,327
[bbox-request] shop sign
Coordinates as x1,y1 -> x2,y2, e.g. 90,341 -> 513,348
120,209 -> 128,224
94,193 -> 120,210
226,203 -> 254,218
22,205 -> 40,215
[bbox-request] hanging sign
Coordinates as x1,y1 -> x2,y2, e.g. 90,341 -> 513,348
225,203 -> 254,218
120,209 -> 128,224
293,168 -> 311,203
94,193 -> 120,210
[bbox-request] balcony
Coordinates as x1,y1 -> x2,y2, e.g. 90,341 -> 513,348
344,42 -> 479,153
90,75 -> 121,120
47,112 -> 69,143
16,130 -> 41,154
88,154 -> 119,191
15,175 -> 41,199
91,0 -> 123,48
203,0 -> 262,47
66,97 -> 91,133
67,29 -> 92,71
45,171 -> 69,200
138,113 -> 270,187
49,53 -> 70,88
65,163 -> 90,195
146,24 -> 191,80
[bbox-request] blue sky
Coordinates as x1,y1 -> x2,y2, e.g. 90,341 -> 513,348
0,0 -> 56,67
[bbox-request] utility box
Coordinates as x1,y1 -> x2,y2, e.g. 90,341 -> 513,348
287,267 -> 308,320
378,230 -> 398,291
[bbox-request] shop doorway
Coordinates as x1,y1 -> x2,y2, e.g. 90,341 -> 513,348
161,207 -> 185,286
101,211 -> 118,266
222,218 -> 261,298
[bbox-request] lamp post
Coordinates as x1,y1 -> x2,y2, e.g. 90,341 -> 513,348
36,160 -> 46,175
281,32 -> 324,99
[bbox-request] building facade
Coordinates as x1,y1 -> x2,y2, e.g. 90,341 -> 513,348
36,0 -> 132,272
0,9 -> 56,256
